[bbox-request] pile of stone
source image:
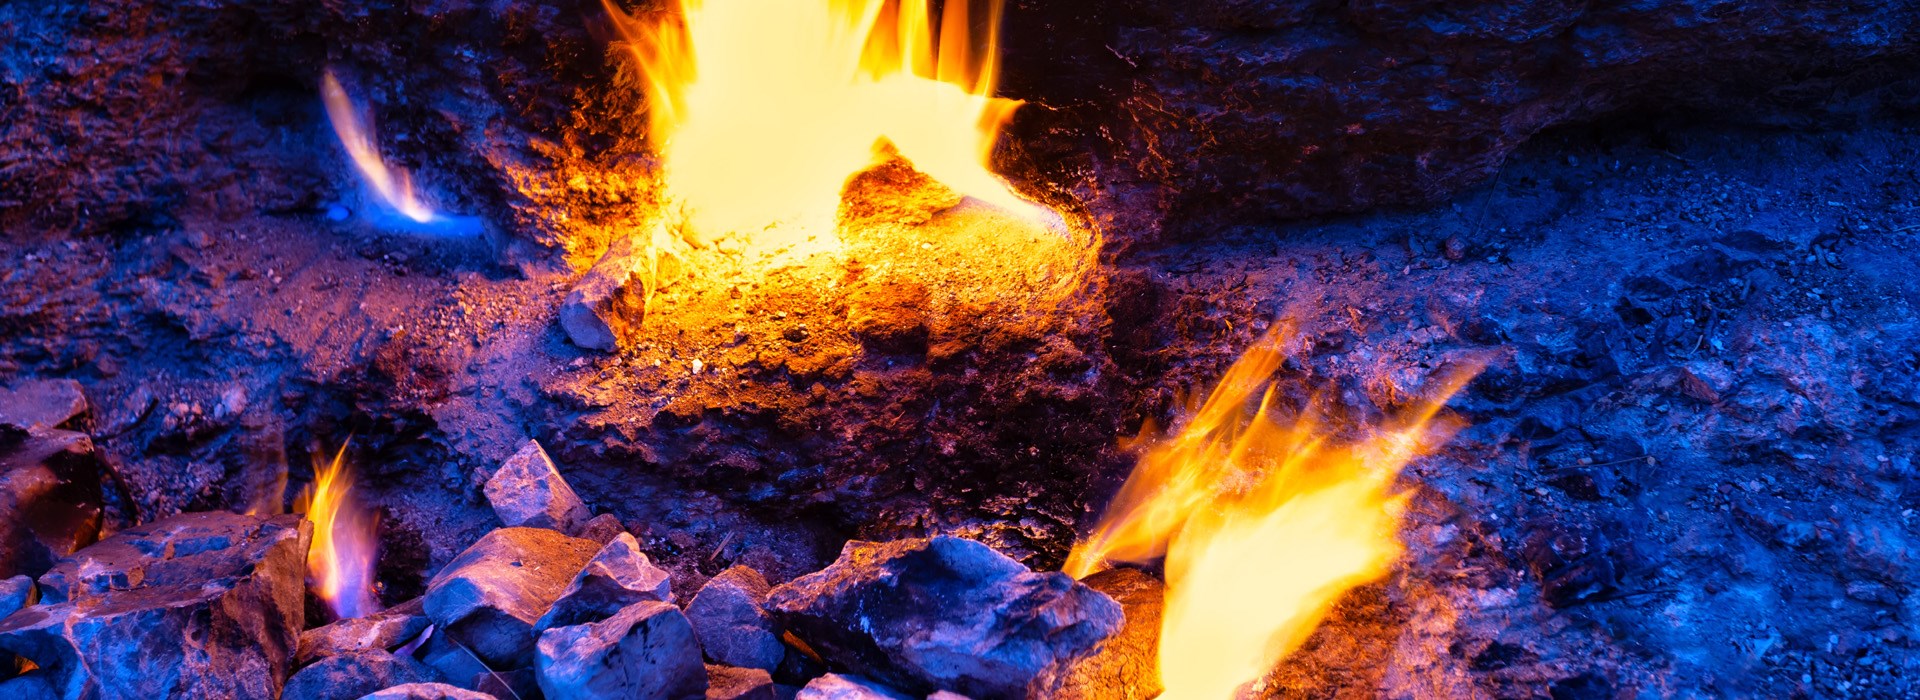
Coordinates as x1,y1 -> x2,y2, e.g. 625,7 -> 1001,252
0,431 -> 1155,700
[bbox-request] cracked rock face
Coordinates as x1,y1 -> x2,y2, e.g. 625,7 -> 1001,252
0,511 -> 311,700
535,600 -> 707,700
766,536 -> 1123,700
685,565 -> 782,672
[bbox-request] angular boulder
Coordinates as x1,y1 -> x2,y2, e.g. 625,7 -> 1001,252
484,440 -> 591,534
1054,567 -> 1164,700
535,600 -> 706,700
0,379 -> 88,432
422,527 -> 602,669
685,565 -> 782,671
0,575 -> 32,616
298,597 -> 434,664
765,537 -> 1122,699
0,426 -> 103,579
282,650 -> 438,700
794,674 -> 912,700
358,682 -> 497,700
535,532 -> 672,631
0,511 -> 310,700
705,665 -> 776,700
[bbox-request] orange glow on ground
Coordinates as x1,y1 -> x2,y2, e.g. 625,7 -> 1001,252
1067,327 -> 1478,699
296,444 -> 381,620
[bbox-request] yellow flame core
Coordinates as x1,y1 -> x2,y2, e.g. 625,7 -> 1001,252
1066,328 -> 1478,700
296,445 -> 381,620
609,0 -> 1039,243
321,71 -> 437,224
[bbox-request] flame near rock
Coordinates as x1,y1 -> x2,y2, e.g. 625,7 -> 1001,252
1067,326 -> 1479,699
606,0 -> 1044,247
296,443 -> 381,620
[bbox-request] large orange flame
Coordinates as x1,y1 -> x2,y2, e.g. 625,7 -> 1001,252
296,444 -> 381,620
606,0 -> 1040,245
1066,327 -> 1478,699
321,70 -> 437,225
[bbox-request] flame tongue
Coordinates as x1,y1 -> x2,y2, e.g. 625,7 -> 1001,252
1068,327 -> 1477,699
610,0 -> 1039,244
298,445 -> 381,620
321,71 -> 437,225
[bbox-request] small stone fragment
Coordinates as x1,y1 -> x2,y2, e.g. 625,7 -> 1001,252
706,665 -> 776,700
282,650 -> 438,700
0,512 -> 310,700
537,532 -> 673,631
766,537 -> 1122,699
423,527 -> 603,668
1054,567 -> 1163,700
575,513 -> 627,544
794,674 -> 912,700
359,682 -> 497,700
484,440 -> 591,533
299,597 -> 433,663
686,565 -> 782,671
535,600 -> 707,700
559,231 -> 655,352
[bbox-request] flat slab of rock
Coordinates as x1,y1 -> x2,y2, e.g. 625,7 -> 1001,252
484,440 -> 591,534
766,537 -> 1122,699
706,665 -> 776,700
283,649 -> 438,700
0,379 -> 87,432
536,600 -> 706,700
423,527 -> 602,669
794,674 -> 912,700
686,565 -> 781,671
359,682 -> 497,700
536,532 -> 672,631
1054,568 -> 1163,700
0,511 -> 310,700
298,597 -> 433,664
0,427 -> 103,579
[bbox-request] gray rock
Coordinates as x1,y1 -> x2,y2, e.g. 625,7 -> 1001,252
0,511 -> 310,700
766,537 -> 1122,700
1054,568 -> 1163,700
535,600 -> 706,700
0,379 -> 87,431
686,565 -> 782,671
559,230 -> 657,352
575,513 -> 627,544
298,597 -> 433,663
423,527 -> 602,669
793,674 -> 912,700
283,650 -> 439,700
471,667 -> 541,700
536,532 -> 673,631
0,575 -> 33,616
358,683 -> 497,700
706,665 -> 776,700
414,630 -> 492,694
485,440 -> 591,534
0,427 -> 103,580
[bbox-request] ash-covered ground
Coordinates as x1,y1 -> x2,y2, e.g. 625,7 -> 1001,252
5,116 -> 1918,697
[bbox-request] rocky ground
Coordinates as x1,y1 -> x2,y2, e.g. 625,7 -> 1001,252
5,107 -> 1920,697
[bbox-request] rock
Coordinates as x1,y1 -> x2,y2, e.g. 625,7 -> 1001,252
928,693 -> 972,700
766,537 -> 1123,699
423,527 -> 602,669
359,682 -> 498,700
484,440 -> 591,534
536,532 -> 673,631
414,630 -> 492,693
299,597 -> 434,663
706,665 -> 776,700
0,575 -> 33,615
472,667 -> 541,700
283,650 -> 439,700
686,565 -> 782,671
0,427 -> 103,579
535,600 -> 707,700
575,513 -> 627,544
0,511 -> 310,700
0,379 -> 87,432
1054,568 -> 1163,700
559,231 -> 656,352
793,674 -> 912,700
